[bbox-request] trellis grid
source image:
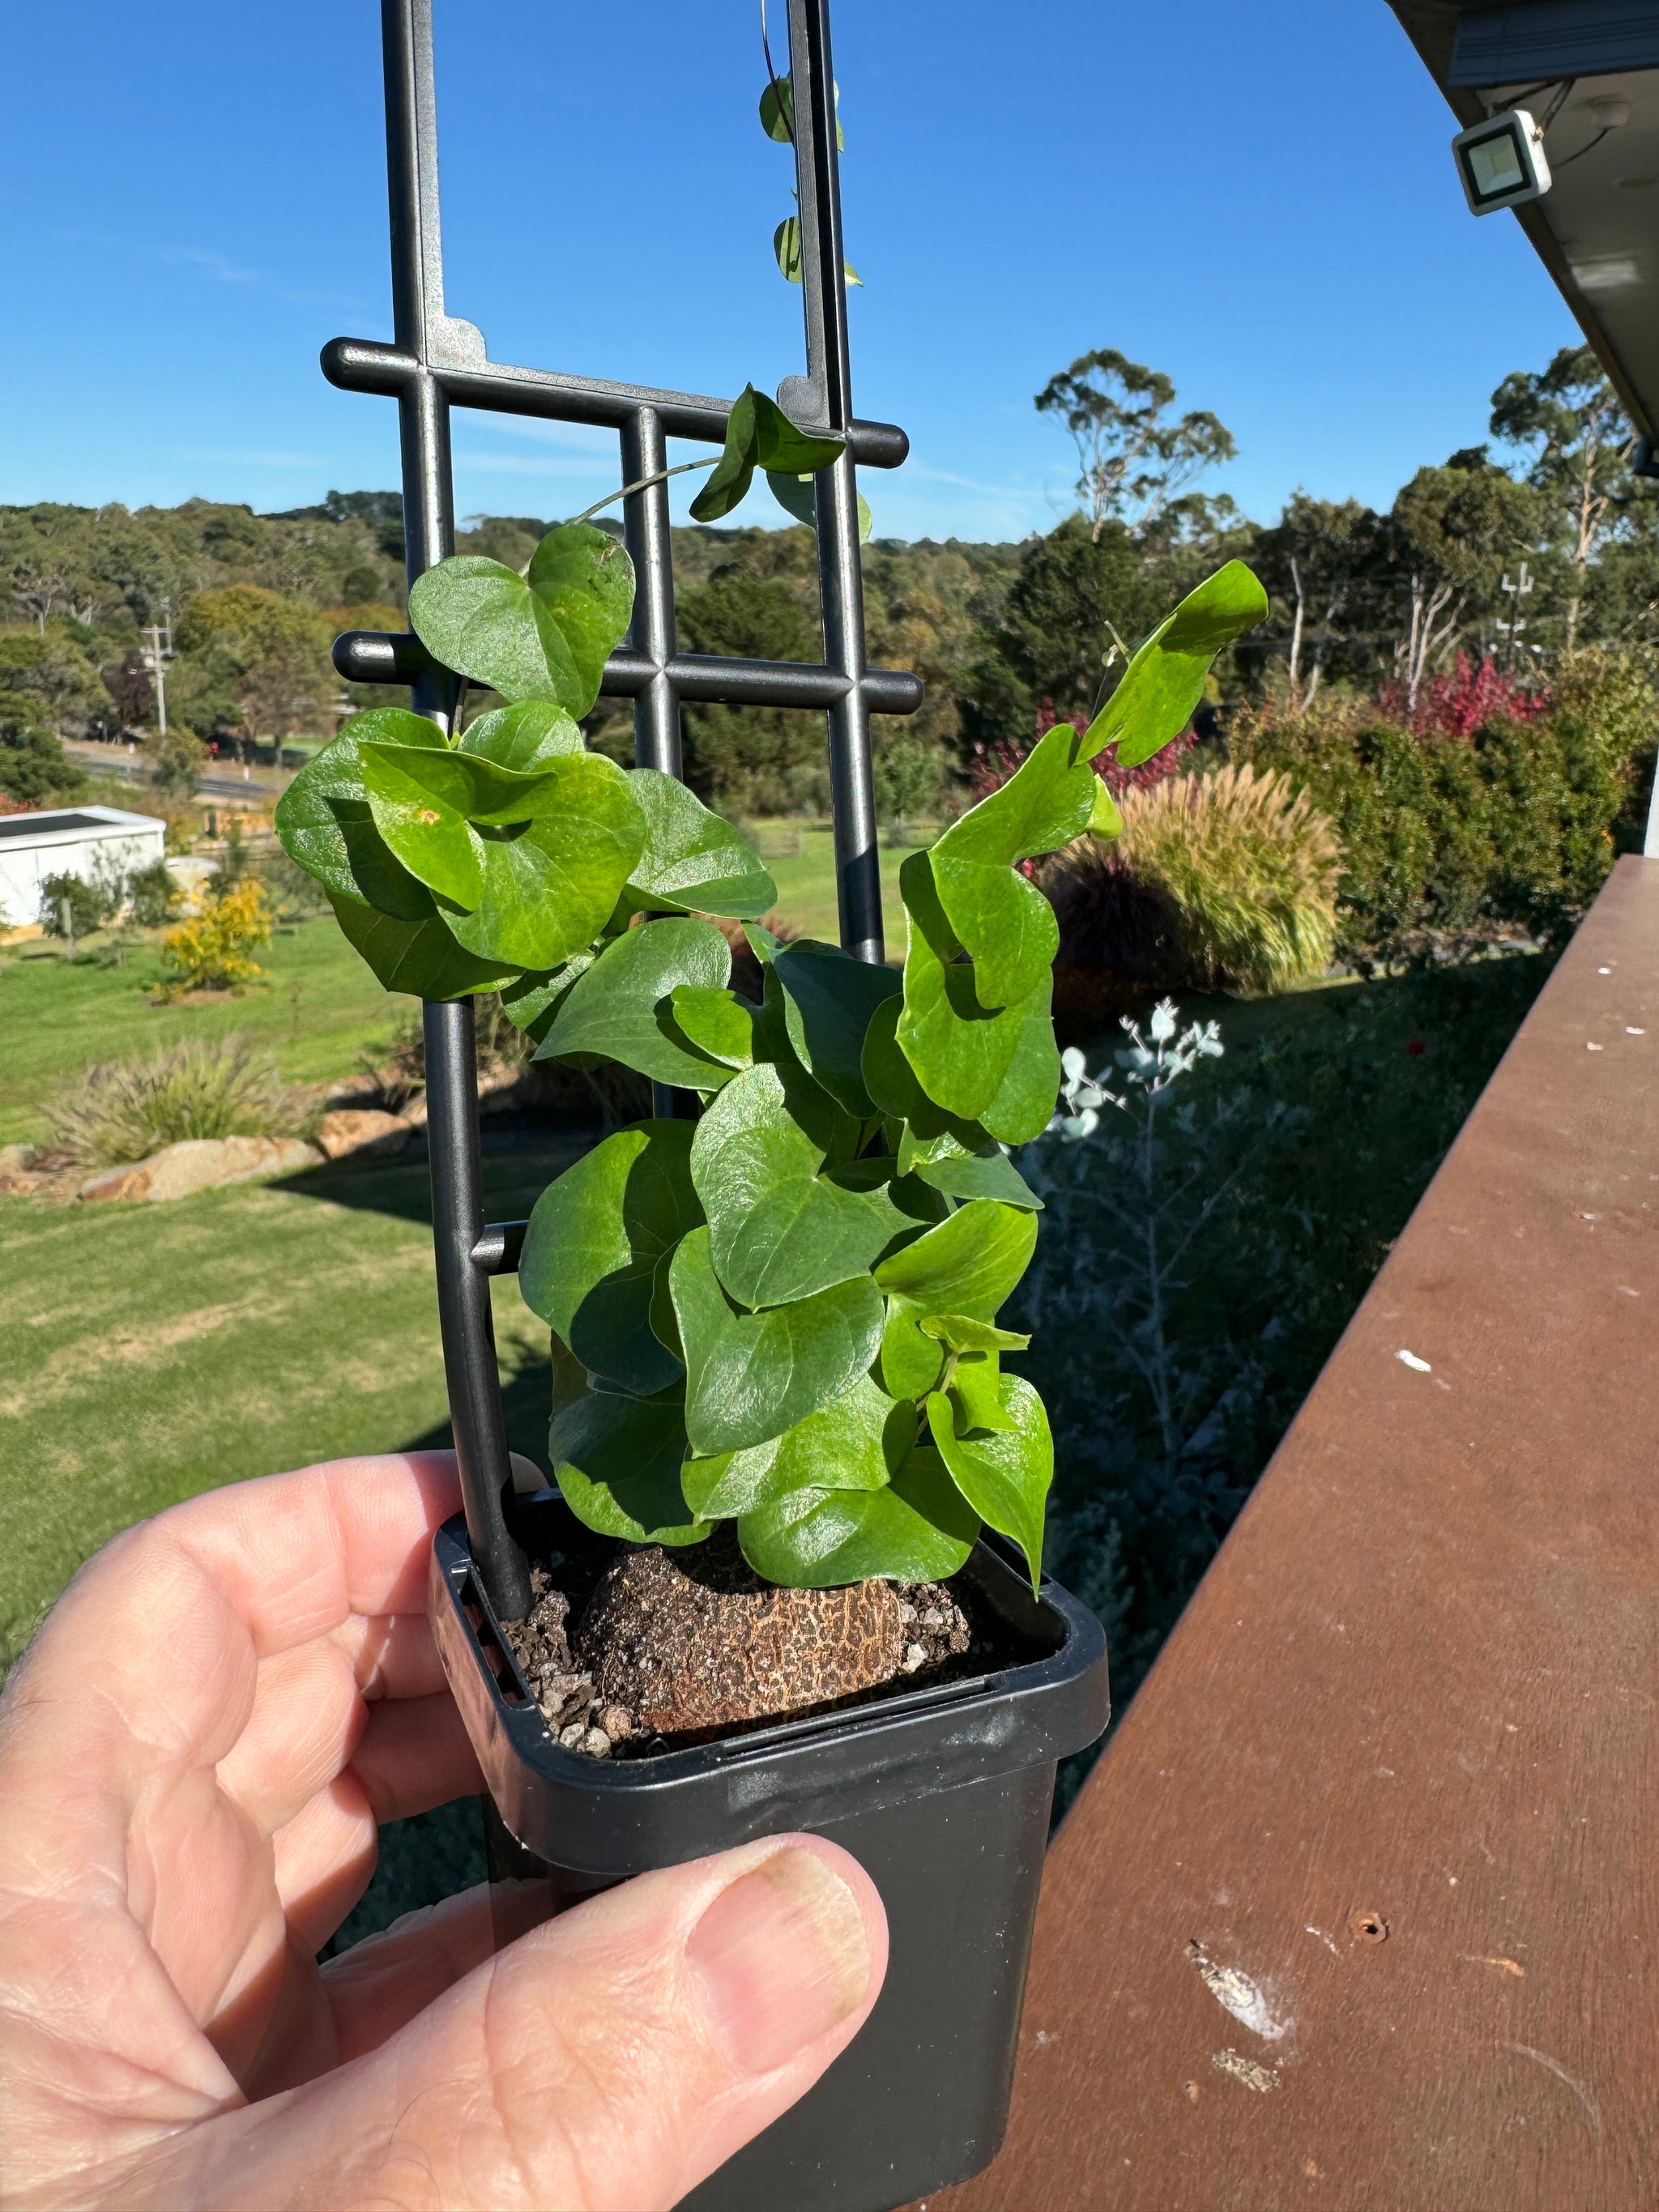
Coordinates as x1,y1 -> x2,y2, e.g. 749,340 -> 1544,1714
329,0 -> 919,1613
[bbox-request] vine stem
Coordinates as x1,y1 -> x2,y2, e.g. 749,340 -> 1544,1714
564,457 -> 718,531
760,0 -> 794,144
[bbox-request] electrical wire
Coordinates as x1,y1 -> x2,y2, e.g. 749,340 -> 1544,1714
1538,77 -> 1577,132
1552,125 -> 1614,169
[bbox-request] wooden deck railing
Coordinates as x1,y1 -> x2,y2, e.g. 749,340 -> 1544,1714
935,854 -> 1659,2212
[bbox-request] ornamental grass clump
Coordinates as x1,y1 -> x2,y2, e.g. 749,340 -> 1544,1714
273,414 -> 1267,1590
1117,763 -> 1339,991
1047,764 -> 1340,995
43,1034 -> 296,1167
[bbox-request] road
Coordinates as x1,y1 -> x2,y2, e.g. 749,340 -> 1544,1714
64,742 -> 292,810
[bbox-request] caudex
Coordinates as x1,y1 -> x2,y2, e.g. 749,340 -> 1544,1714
275,437 -> 1265,1594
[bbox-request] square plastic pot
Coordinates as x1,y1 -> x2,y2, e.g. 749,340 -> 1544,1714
428,1491 -> 1109,2212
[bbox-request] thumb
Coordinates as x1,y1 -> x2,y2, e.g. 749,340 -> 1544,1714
158,1835 -> 888,2212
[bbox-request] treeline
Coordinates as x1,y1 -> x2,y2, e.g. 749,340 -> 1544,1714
5,343 -> 1658,820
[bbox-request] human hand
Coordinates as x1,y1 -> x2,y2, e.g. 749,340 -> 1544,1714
0,1452 -> 888,2210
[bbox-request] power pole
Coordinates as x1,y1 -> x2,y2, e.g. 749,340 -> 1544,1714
1497,562 -> 1533,673
139,600 -> 174,735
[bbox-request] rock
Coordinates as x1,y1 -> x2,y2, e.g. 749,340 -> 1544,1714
0,1144 -> 37,1176
314,1107 -> 413,1161
76,1135 -> 322,1204
581,1727 -> 612,1758
399,1093 -> 429,1128
574,1536 -> 908,1733
79,1164 -> 151,1203
598,1704 -> 635,1742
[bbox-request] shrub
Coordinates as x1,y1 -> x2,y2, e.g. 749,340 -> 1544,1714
1045,765 -> 1340,994
39,871 -> 113,940
147,725 -> 207,803
1232,653 -> 1652,961
42,1034 -> 296,1166
160,879 -> 272,994
873,734 -> 945,829
0,727 -> 89,808
126,861 -> 180,928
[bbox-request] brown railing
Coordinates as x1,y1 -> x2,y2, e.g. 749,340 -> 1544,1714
936,854 -> 1659,2212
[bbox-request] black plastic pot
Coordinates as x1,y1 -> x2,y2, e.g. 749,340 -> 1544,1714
429,1490 -> 1110,2212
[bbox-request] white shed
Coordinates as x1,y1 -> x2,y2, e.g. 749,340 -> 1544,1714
0,805 -> 168,931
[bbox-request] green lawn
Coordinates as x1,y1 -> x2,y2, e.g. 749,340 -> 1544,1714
750,823 -> 922,946
0,920 -> 407,1146
0,1140 -> 577,1672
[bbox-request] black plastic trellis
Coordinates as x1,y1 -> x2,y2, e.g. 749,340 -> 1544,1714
328,0 -> 920,1617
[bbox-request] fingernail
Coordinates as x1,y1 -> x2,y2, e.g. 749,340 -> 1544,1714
687,1846 -> 873,2074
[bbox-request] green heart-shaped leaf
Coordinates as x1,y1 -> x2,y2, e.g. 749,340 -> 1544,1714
873,1197 -> 1038,1312
690,1061 -> 913,1309
441,756 -> 646,972
407,523 -> 633,714
498,953 -> 591,1045
551,1375 -> 705,1546
766,469 -> 873,543
875,1199 -> 1038,1400
1089,778 -> 1124,837
458,699 -> 586,770
759,74 -> 794,141
671,1226 -> 884,1455
535,918 -> 734,1088
752,389 -> 844,475
771,938 -> 902,1118
737,1443 -> 979,1587
771,219 -> 860,290
670,986 -> 756,1069
976,979 -> 1061,1144
359,740 -> 484,908
919,1313 -> 1031,1353
625,769 -> 777,918
896,850 -> 1052,1123
689,386 -> 759,523
1085,559 -> 1268,769
325,887 -> 518,999
649,1244 -> 683,1361
927,1372 -> 1052,1590
928,724 -> 1100,1006
681,1371 -> 911,1519
862,998 -> 989,1143
274,710 -> 446,918
940,1349 -> 1016,1437
689,386 -> 844,523
911,1144 -> 1043,1212
519,1121 -> 702,1394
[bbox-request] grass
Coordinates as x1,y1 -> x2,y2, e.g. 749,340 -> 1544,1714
0,1138 -> 578,1673
0,833 -> 921,1151
0,919 -> 405,1146
752,822 -> 923,945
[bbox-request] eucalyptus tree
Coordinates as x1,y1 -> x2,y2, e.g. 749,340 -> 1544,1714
1034,348 -> 1237,544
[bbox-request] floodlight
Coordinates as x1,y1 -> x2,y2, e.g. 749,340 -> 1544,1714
1452,109 -> 1551,214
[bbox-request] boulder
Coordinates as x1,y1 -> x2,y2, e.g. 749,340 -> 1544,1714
314,1107 -> 413,1160
78,1135 -> 322,1204
79,1163 -> 151,1203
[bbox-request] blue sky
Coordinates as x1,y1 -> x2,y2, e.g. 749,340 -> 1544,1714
2,0 -> 1582,543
